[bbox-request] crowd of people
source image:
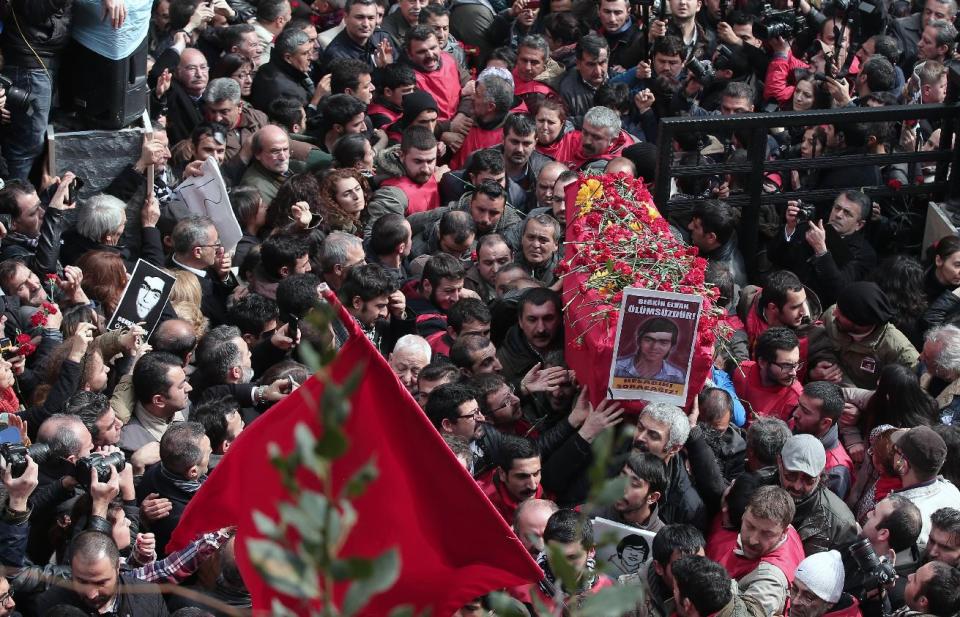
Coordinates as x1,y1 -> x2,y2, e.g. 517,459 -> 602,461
0,0 -> 956,615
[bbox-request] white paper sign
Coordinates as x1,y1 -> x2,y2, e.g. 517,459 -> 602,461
593,517 -> 657,577
176,158 -> 243,253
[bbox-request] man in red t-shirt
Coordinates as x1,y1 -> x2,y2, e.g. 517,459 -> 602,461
733,327 -> 803,423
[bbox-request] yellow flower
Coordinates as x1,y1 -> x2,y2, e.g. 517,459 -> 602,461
576,179 -> 603,208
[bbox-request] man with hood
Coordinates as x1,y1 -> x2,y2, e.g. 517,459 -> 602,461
807,282 -> 919,389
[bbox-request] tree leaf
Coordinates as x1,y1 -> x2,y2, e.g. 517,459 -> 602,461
576,584 -> 645,617
341,548 -> 401,617
487,591 -> 531,617
546,543 -> 579,597
278,499 -> 325,544
269,598 -> 301,617
591,475 -> 628,508
246,538 -> 320,599
342,458 -> 379,500
252,510 -> 284,541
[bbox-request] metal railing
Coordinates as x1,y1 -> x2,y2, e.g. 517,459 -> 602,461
652,97 -> 960,278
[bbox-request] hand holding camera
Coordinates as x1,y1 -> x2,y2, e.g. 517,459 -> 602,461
1,451 -> 39,512
49,171 -> 79,211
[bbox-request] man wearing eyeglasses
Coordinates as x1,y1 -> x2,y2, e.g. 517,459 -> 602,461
170,216 -> 236,326
733,327 -> 804,424
789,381 -> 855,500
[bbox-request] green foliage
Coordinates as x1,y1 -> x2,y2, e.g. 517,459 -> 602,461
245,306 -> 407,617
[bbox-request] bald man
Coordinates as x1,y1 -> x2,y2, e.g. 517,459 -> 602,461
240,125 -> 292,206
160,47 -> 210,144
605,157 -> 637,178
514,498 -> 560,557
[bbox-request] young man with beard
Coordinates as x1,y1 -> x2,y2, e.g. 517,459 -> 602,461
472,372 -> 530,436
789,551 -> 862,617
789,381 -> 855,499
737,270 -> 815,368
889,427 -> 960,551
407,253 -> 466,343
593,450 -> 668,533
367,125 -> 442,228
479,436 -> 545,523
402,26 -> 470,125
714,486 -> 806,617
924,508 -> 960,567
425,382 -> 488,473
466,234 -> 512,304
337,263 -> 414,355
777,434 -> 859,556
901,561 -> 960,617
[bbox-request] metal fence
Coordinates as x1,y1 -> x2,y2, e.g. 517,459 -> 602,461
652,95 -> 960,277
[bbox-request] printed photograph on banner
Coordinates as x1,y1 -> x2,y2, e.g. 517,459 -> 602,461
106,259 -> 177,338
592,517 -> 656,576
608,287 -> 703,405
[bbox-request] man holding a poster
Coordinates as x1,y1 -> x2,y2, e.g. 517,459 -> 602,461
615,318 -> 686,384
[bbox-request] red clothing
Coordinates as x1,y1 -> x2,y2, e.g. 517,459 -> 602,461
381,175 -> 440,215
513,71 -> 557,98
763,51 -> 811,105
706,515 -> 739,564
825,442 -> 855,484
715,525 -> 806,585
743,293 -> 810,366
450,124 -> 504,170
874,474 -> 901,502
826,595 -> 863,617
0,387 -> 19,413
732,361 -> 802,423
367,102 -> 401,128
536,136 -> 566,160
552,129 -> 636,169
413,52 -> 462,122
478,473 -> 544,524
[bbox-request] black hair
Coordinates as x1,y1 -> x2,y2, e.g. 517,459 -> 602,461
132,352 -> 183,404
862,56 -> 897,93
802,381 -> 844,424
594,82 -> 632,115
759,270 -> 804,313
575,34 -> 609,60
191,396 -> 241,452
518,287 -> 561,318
159,421 -> 207,475
755,326 -> 800,364
504,113 -> 536,137
260,233 -> 311,278
401,124 -> 437,152
438,210 -> 476,245
697,387 -> 733,427
543,509 -> 593,548
672,556 -> 733,616
861,364 -> 938,434
624,450 -> 669,496
332,133 -> 371,168
320,94 -> 367,130
267,97 -> 305,132
228,292 -> 279,339
691,200 -> 737,246
467,149 -> 505,179
276,272 -> 322,318
338,263 -> 397,304
425,382 -> 477,429
422,253 -> 467,286
652,524 -> 705,566
377,63 -> 417,91
652,35 -> 684,59
877,494 -> 923,552
923,562 -> 960,617
726,471 -> 768,529
497,435 -> 540,471
370,213 -> 409,257
747,417 -> 791,467
448,298 -> 491,333
328,58 -> 372,95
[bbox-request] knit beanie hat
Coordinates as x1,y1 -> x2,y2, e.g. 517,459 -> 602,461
395,91 -> 440,131
795,550 -> 845,603
836,282 -> 895,327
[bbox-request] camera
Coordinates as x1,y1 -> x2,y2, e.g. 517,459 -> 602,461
795,200 -> 817,223
75,451 -> 126,487
755,4 -> 808,39
0,75 -> 36,117
686,58 -> 716,87
848,538 -> 897,592
0,442 -> 51,478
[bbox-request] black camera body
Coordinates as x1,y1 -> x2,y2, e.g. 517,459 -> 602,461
0,442 -> 50,478
686,58 -> 716,86
795,200 -> 817,223
0,75 -> 36,117
75,452 -> 126,487
756,4 -> 808,39
848,538 -> 897,592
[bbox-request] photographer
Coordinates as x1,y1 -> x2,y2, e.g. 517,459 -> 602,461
851,494 -> 923,617
771,190 -> 877,308
0,173 -> 76,276
649,0 -> 718,63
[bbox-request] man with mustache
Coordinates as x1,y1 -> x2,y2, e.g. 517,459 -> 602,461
496,288 -> 563,389
714,486 -> 806,617
777,434 -> 859,556
320,0 -> 391,71
592,450 -> 667,534
367,125 -> 442,227
479,435 -> 544,523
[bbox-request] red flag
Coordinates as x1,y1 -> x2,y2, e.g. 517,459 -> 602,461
169,291 -> 541,615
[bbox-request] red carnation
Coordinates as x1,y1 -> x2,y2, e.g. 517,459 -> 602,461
17,343 -> 36,357
887,178 -> 903,191
15,333 -> 31,345
30,312 -> 47,328
41,302 -> 58,315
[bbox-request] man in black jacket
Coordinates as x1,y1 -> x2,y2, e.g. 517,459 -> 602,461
771,190 -> 878,308
168,215 -> 237,326
36,530 -> 170,616
136,421 -> 211,558
0,174 -> 74,276
250,28 -> 323,115
151,46 -> 211,146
